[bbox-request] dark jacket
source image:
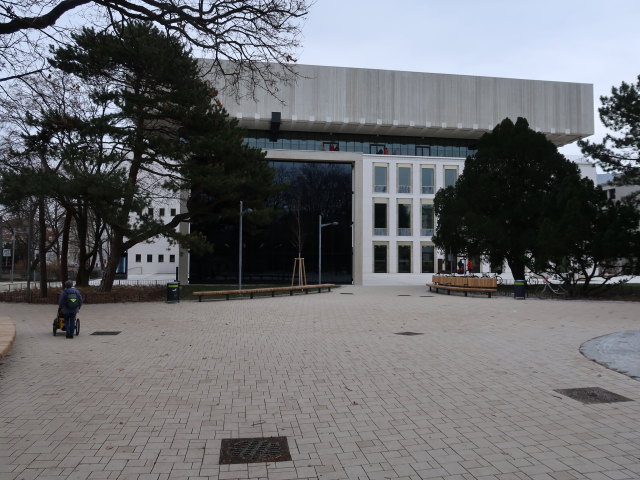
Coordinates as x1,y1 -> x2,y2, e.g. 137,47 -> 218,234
58,287 -> 83,314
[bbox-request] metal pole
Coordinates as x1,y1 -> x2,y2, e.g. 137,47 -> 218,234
318,215 -> 322,285
27,209 -> 33,292
0,216 -> 3,282
10,233 -> 15,283
239,200 -> 243,291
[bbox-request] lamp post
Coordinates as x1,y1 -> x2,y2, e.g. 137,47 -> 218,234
318,215 -> 338,284
238,201 -> 252,291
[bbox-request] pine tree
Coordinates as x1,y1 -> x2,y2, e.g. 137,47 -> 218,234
48,22 -> 276,291
580,76 -> 640,191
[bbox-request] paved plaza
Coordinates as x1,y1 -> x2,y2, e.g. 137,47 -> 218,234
1,286 -> 640,480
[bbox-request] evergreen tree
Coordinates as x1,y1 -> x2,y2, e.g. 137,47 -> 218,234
579,76 -> 640,193
434,117 -> 639,287
47,22 -> 276,291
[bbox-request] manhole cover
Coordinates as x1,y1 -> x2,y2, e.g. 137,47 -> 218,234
554,387 -> 632,404
91,331 -> 121,335
395,332 -> 423,336
219,437 -> 291,464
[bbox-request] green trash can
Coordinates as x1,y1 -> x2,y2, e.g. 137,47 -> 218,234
166,281 -> 180,303
514,279 -> 526,299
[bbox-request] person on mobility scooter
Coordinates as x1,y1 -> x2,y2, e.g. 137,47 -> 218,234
57,280 -> 83,338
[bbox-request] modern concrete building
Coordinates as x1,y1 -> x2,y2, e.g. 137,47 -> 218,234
176,64 -> 595,285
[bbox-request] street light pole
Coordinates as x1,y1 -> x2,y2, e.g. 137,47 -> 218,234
239,201 -> 243,291
10,233 -> 15,283
318,215 -> 338,284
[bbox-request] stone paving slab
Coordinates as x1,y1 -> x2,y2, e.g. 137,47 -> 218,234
1,286 -> 640,480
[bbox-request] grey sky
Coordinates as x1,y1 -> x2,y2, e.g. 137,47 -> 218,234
297,0 -> 640,157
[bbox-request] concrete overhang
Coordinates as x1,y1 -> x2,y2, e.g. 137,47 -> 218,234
211,63 -> 594,147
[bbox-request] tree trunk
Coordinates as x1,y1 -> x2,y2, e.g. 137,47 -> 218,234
74,204 -> 91,287
61,212 -> 71,284
101,233 -> 123,292
38,196 -> 48,296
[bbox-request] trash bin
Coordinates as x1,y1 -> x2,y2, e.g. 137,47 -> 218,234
166,281 -> 180,303
514,279 -> 526,299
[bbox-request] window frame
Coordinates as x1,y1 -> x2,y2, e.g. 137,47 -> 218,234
420,165 -> 435,194
397,242 -> 412,273
420,242 -> 435,273
444,166 -> 459,187
373,163 -> 388,193
373,242 -> 388,273
373,200 -> 388,236
397,164 -> 412,194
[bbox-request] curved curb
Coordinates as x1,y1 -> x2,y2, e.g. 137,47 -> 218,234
580,330 -> 640,381
0,316 -> 16,359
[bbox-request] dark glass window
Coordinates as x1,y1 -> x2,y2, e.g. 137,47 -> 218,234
397,166 -> 411,193
135,254 -> 141,262
374,203 -> 387,235
398,204 -> 411,235
159,208 -> 165,217
170,254 -> 176,263
244,130 -> 476,158
190,160 -> 353,284
421,167 -> 434,194
374,244 -> 387,273
146,254 -> 152,262
148,208 -> 153,217
421,245 -> 435,273
398,244 -> 411,273
158,255 -> 164,263
170,208 -> 177,216
444,168 -> 458,187
374,165 -> 387,192
416,145 -> 430,156
421,204 -> 434,234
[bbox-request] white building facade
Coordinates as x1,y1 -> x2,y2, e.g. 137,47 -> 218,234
176,64 -> 596,285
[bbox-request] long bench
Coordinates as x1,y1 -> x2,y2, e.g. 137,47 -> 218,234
193,284 -> 337,301
426,275 -> 497,298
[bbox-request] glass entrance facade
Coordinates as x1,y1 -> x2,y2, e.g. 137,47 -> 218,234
189,161 -> 353,284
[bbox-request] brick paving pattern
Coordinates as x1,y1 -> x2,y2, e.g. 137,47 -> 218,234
1,286 -> 640,480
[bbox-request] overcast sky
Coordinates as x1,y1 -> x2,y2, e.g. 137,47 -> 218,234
296,0 -> 640,158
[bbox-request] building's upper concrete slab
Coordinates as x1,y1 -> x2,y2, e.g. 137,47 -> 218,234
211,63 -> 594,146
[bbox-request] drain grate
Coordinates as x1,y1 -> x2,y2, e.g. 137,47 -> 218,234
554,387 -> 632,404
397,294 -> 411,296
395,332 -> 423,336
91,331 -> 121,335
219,437 -> 291,464
340,293 -> 353,295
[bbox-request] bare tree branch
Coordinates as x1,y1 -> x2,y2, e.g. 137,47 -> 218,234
0,0 -> 311,93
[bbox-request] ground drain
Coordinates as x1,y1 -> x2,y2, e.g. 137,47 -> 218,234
340,293 -> 353,295
395,332 -> 423,336
91,331 -> 121,335
219,437 -> 291,464
397,294 -> 411,296
554,387 -> 632,404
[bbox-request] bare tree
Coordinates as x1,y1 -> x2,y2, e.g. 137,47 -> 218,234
0,0 -> 310,92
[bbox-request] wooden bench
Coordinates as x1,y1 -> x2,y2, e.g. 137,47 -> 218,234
426,275 -> 497,298
193,284 -> 337,301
